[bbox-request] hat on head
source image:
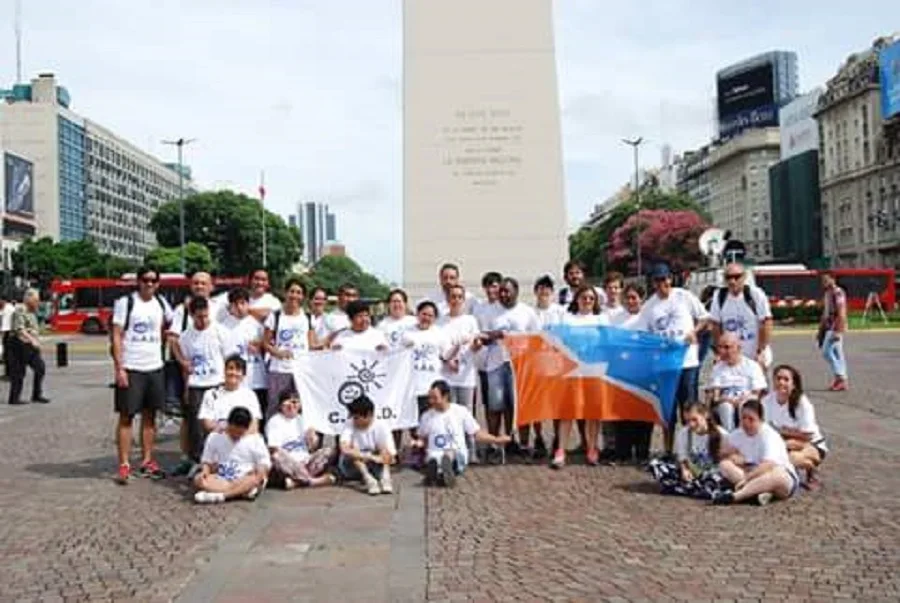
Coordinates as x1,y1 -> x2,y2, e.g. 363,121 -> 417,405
650,263 -> 672,279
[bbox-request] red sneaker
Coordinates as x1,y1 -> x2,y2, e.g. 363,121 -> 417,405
829,379 -> 848,392
116,463 -> 131,485
138,459 -> 166,480
586,448 -> 600,466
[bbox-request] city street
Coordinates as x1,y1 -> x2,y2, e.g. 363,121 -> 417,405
0,332 -> 899,602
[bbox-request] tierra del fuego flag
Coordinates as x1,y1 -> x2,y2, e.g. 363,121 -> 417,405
504,325 -> 688,426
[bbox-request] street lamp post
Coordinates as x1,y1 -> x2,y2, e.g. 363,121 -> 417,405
161,138 -> 195,274
622,137 -> 644,277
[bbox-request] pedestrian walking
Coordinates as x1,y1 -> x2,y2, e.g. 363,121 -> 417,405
7,289 -> 49,405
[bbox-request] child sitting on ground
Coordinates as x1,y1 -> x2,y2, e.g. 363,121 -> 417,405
265,391 -> 335,489
338,395 -> 396,495
193,406 -> 271,504
412,379 -> 510,488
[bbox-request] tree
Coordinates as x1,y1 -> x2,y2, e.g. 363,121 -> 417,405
569,188 -> 710,277
149,190 -> 302,281
304,255 -> 390,299
608,209 -> 709,274
11,237 -> 139,290
144,243 -> 216,275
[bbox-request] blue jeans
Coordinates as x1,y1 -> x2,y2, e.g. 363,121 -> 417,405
697,331 -> 713,366
821,330 -> 847,379
479,363 -> 515,413
426,449 -> 468,475
338,455 -> 384,482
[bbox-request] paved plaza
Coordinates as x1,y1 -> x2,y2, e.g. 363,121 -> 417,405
1,331 -> 899,602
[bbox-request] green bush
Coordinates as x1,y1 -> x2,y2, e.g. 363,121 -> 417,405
771,304 -> 821,324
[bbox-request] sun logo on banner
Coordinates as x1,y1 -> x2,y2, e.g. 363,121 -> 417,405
337,359 -> 388,406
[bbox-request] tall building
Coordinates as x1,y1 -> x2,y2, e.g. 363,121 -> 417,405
0,73 -> 190,260
816,36 -> 900,269
403,0 -> 567,296
678,128 -> 781,260
294,201 -> 337,264
716,51 -> 799,140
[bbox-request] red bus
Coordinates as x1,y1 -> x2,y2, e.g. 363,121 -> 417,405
752,267 -> 896,311
49,274 -> 247,334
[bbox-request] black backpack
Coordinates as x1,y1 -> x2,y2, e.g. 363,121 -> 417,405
716,285 -> 757,317
109,292 -> 169,354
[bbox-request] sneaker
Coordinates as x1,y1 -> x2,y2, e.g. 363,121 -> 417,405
439,455 -> 456,488
550,449 -> 565,470
829,379 -> 848,392
187,463 -> 202,480
138,460 -> 166,481
194,491 -> 226,504
711,491 -> 735,505
116,463 -> 131,485
365,476 -> 381,495
284,477 -> 297,491
586,448 -> 600,466
380,465 -> 393,494
756,492 -> 773,506
32,396 -> 51,404
246,486 -> 260,500
425,458 -> 440,486
171,458 -> 194,477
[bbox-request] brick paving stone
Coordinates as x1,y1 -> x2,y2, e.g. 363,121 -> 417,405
423,333 -> 900,601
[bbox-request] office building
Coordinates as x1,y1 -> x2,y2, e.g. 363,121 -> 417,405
403,0 -> 567,296
677,128 -> 781,260
716,51 -> 799,139
0,73 -> 190,260
294,201 -> 337,264
816,35 -> 900,268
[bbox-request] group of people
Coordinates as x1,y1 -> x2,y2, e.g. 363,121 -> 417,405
108,258 -> 840,506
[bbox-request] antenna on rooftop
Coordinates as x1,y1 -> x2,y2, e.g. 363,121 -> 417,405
15,0 -> 23,83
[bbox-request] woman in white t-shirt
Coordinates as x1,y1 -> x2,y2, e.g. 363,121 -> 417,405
266,391 -> 335,489
329,301 -> 389,352
713,399 -> 800,505
532,275 -> 566,329
763,365 -> 828,490
263,278 -> 315,417
402,300 -> 452,419
649,401 -> 727,498
307,287 -> 329,350
553,285 -> 609,469
377,289 -> 418,351
437,285 -> 482,409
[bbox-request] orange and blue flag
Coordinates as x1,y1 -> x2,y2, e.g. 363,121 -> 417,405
504,325 -> 687,426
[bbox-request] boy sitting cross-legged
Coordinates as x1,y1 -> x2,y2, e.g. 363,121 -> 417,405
338,395 -> 396,495
193,406 -> 271,504
412,379 -> 510,488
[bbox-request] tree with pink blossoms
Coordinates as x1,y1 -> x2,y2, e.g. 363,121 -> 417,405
608,209 -> 709,274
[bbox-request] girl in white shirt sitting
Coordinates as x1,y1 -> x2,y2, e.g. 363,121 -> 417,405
714,399 -> 800,505
763,365 -> 828,490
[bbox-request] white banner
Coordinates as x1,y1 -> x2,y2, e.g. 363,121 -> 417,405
293,349 -> 417,436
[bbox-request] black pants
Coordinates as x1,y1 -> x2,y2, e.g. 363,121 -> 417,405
615,421 -> 653,463
2,331 -> 10,376
7,338 -> 45,404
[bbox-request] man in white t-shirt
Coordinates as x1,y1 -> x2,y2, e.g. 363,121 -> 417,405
263,277 -> 314,416
111,266 -> 173,484
707,333 -> 767,430
413,380 -> 510,487
635,263 -> 709,454
219,287 -> 268,422
323,283 -> 359,336
710,263 -> 773,368
198,355 -> 263,435
557,260 -> 607,309
329,301 -> 389,352
482,277 -> 540,455
172,296 -> 229,473
419,262 -> 477,317
193,406 -> 271,504
338,395 -> 396,495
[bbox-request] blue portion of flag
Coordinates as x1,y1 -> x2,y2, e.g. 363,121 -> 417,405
547,325 -> 689,424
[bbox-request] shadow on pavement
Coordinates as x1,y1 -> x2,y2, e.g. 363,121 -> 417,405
612,480 -> 663,495
25,450 -> 183,482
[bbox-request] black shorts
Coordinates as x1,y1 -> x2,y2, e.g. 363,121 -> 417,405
185,386 -> 213,461
115,369 -> 165,418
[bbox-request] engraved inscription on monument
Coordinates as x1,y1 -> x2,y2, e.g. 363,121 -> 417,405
440,107 -> 523,187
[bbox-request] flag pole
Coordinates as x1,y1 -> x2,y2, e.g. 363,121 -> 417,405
259,170 -> 267,269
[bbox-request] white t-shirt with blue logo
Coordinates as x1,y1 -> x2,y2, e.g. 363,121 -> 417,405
437,313 -> 480,388
402,326 -> 452,396
201,432 -> 271,481
377,315 -> 418,352
709,286 -> 772,360
264,309 -> 312,374
179,323 -> 229,388
418,404 -> 481,463
709,356 -> 768,400
265,413 -> 311,463
220,313 -> 267,390
635,288 -> 708,369
112,293 -> 173,372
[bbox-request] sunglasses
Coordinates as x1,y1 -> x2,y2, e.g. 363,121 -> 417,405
140,277 -> 159,284
725,273 -> 744,281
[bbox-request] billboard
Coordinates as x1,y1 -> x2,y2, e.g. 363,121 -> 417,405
779,89 -> 822,160
4,152 -> 34,217
879,39 -> 900,119
717,63 -> 777,138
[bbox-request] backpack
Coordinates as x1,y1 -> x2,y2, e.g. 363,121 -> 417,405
109,292 -> 169,356
715,285 -> 757,317
266,309 -> 313,368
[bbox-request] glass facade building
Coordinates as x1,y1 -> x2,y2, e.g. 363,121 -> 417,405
769,149 -> 825,266
57,115 -> 86,241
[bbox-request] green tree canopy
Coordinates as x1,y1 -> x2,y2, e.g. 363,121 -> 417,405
149,190 -> 302,281
11,237 -> 138,290
303,255 -> 390,299
569,189 -> 710,277
144,242 -> 216,275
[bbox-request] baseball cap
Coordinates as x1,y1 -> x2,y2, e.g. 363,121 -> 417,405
650,264 -> 672,279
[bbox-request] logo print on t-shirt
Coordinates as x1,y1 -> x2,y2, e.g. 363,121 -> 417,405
434,434 -> 449,449
279,329 -> 296,344
191,354 -> 212,376
653,312 -> 674,332
132,318 -> 151,335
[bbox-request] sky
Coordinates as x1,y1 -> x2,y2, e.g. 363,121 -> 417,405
0,0 -> 895,283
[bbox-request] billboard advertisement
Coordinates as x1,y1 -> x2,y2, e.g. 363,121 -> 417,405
779,89 -> 822,160
717,63 -> 777,138
4,152 -> 34,217
880,39 -> 900,119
